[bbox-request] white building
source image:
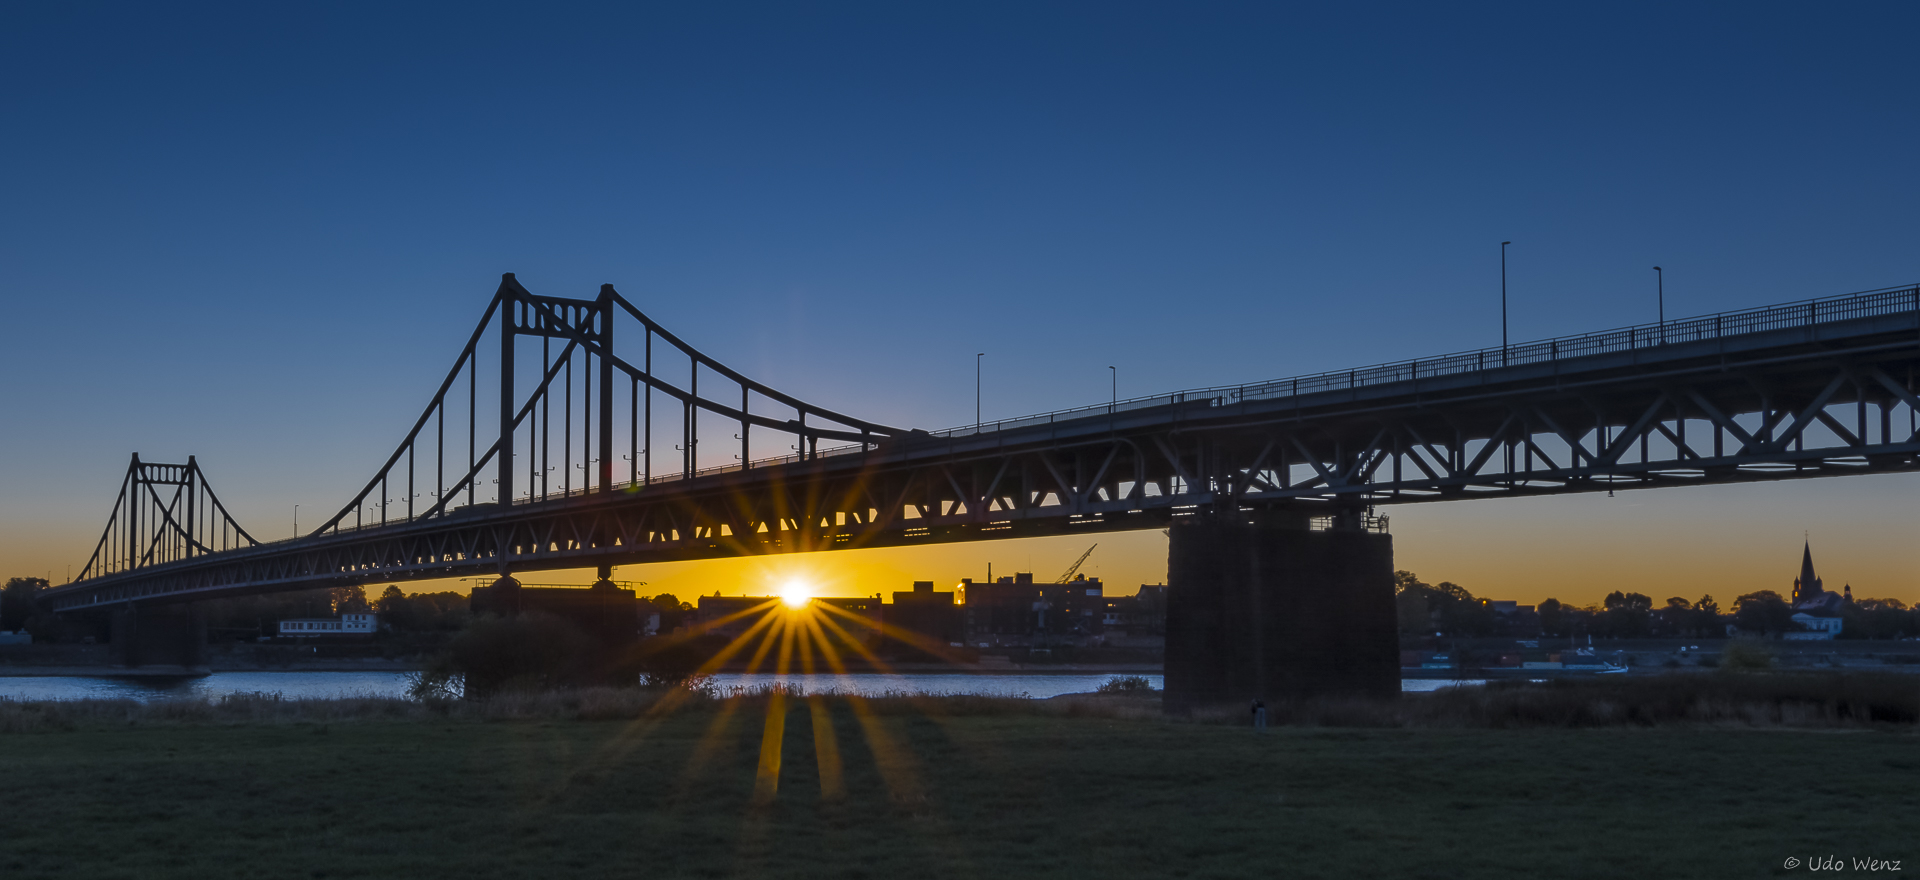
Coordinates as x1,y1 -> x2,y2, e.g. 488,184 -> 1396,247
279,612 -> 377,637
1785,612 -> 1843,640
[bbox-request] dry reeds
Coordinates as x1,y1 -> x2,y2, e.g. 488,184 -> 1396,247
5,672 -> 1916,734
1176,673 -> 1920,730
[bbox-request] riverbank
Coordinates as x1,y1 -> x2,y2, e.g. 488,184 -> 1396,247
6,670 -> 1916,728
0,661 -> 426,677
3,691 -> 1913,878
9,635 -> 1919,678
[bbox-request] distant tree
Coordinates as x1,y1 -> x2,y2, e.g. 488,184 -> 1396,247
1537,598 -> 1565,638
1690,595 -> 1723,637
376,586 -> 420,632
368,589 -> 470,633
410,592 -> 473,631
1652,597 -> 1691,637
2,577 -> 49,632
1432,581 -> 1475,603
1396,587 -> 1434,635
1603,591 -> 1653,613
1841,598 -> 1919,640
329,586 -> 371,614
645,593 -> 694,633
1439,595 -> 1499,638
1732,590 -> 1795,636
1390,574 -> 1500,637
1393,572 -> 1437,635
1598,591 -> 1653,638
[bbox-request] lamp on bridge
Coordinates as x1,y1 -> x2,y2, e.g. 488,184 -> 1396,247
1654,266 -> 1665,344
1501,241 -> 1512,365
976,352 -> 985,432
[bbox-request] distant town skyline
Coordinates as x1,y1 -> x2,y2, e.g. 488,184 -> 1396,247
4,3 -> 1918,607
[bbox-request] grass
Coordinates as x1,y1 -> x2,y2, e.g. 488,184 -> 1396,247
2,678 -> 1918,878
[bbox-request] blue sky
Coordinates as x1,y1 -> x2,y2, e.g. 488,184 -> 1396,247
4,2 -> 1918,603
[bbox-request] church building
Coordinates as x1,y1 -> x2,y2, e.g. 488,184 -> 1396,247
1784,541 -> 1848,640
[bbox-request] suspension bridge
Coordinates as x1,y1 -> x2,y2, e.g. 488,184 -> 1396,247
37,274 -> 1920,701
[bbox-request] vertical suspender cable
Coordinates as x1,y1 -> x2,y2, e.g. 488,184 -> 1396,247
542,335 -> 551,499
564,351 -> 573,495
467,351 -> 476,508
644,330 -> 652,485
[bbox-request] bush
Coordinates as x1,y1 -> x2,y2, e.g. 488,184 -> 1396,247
1095,675 -> 1155,694
1720,639 -> 1773,670
629,634 -> 729,687
404,670 -> 463,702
437,612 -> 606,698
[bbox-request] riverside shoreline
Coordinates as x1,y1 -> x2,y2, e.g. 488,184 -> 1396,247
8,637 -> 1919,677
0,661 -> 1170,678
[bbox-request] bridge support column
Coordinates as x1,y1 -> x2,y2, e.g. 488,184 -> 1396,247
1163,517 -> 1398,713
470,574 -> 523,618
110,603 -> 208,671
585,565 -> 641,653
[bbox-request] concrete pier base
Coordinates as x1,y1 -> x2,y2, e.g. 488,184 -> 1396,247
1163,517 -> 1398,713
110,603 -> 208,671
470,574 -> 523,617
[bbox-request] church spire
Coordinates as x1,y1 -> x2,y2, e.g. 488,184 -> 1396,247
1794,540 -> 1823,605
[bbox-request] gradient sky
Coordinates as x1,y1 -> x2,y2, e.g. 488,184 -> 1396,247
4,2 -> 1918,607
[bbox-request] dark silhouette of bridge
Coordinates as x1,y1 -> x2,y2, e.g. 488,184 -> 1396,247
44,275 -> 1920,613
40,275 -> 1920,702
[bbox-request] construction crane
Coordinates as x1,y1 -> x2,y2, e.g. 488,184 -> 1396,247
1055,543 -> 1097,583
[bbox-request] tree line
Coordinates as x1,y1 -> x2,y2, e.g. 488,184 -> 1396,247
1395,571 -> 1920,640
1,577 -> 698,643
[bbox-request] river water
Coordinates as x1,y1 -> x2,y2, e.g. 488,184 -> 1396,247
0,671 -> 1476,701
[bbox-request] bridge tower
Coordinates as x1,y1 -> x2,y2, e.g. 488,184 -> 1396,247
75,454 -> 256,672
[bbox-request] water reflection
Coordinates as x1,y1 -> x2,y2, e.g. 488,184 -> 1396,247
1,671 -> 1477,702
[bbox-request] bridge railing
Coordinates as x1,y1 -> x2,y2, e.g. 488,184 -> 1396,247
926,281 -> 1920,434
301,281 -> 1920,535
626,282 -> 1920,476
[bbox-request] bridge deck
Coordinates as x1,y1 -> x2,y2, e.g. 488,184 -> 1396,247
46,283 -> 1920,611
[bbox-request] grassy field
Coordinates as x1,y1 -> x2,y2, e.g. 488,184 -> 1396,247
3,691 -> 1916,879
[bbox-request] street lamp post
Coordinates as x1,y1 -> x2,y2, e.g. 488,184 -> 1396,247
1501,241 -> 1512,365
293,504 -> 299,539
1108,366 -> 1116,413
975,352 -> 984,432
1654,266 -> 1664,343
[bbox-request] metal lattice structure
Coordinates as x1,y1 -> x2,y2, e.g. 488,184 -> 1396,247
43,279 -> 1920,612
314,274 -> 902,535
76,455 -> 258,581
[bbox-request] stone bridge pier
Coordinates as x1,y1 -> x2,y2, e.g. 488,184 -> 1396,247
1163,515 -> 1399,713
110,602 -> 209,671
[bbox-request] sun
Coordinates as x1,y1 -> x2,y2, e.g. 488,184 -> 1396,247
779,578 -> 812,608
